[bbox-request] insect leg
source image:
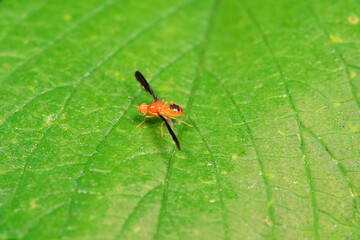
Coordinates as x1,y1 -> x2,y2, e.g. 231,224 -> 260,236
167,118 -> 174,129
136,115 -> 154,128
161,118 -> 173,137
170,117 -> 193,127
161,121 -> 165,137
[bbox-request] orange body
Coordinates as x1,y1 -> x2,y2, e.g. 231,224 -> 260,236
137,101 -> 184,118
135,70 -> 191,150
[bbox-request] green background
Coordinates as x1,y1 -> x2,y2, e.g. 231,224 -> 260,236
0,0 -> 360,239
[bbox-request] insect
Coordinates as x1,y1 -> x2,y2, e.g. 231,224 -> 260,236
135,71 -> 192,150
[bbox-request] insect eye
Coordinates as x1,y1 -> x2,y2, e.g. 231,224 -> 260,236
169,104 -> 180,112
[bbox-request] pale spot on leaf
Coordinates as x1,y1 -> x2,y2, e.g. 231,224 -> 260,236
2,63 -> 11,69
61,124 -> 70,131
265,216 -> 272,226
45,114 -> 56,126
59,113 -> 68,121
349,71 -> 356,79
30,199 -> 37,209
64,14 -> 72,21
330,35 -> 343,43
348,15 -> 358,25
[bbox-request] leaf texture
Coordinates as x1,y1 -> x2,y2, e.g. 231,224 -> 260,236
0,0 -> 359,239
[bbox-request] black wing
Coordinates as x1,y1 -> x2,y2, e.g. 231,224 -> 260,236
135,71 -> 158,101
158,113 -> 180,150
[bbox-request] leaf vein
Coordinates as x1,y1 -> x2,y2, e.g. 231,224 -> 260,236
242,2 -> 321,239
305,1 -> 360,111
60,28 -> 201,235
0,0 -> 117,84
0,0 -> 48,43
153,0 -> 220,238
114,185 -> 161,240
2,84 -> 73,124
190,118 -> 230,239
20,202 -> 67,239
205,70 -> 276,236
0,93 -> 71,226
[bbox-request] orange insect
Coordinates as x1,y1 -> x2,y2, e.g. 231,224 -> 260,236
135,71 -> 192,150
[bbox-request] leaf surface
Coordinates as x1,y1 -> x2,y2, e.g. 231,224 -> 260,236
0,0 -> 360,239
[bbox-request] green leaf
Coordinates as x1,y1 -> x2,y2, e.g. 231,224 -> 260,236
1,0 -> 359,239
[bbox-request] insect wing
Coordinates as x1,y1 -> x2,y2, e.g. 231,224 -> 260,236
158,113 -> 180,150
135,71 -> 158,101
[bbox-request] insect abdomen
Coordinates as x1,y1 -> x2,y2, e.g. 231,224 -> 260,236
166,103 -> 184,116
170,104 -> 180,112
